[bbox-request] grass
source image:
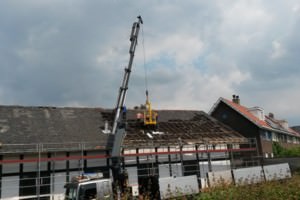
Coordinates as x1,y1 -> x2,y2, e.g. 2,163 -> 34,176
195,175 -> 300,200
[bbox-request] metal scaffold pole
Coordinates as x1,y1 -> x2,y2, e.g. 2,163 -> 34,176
37,143 -> 41,200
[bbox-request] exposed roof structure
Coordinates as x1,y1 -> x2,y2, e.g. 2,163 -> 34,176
124,110 -> 245,147
0,105 -> 246,151
210,98 -> 300,137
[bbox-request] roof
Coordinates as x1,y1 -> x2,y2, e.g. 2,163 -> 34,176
0,105 -> 246,150
223,99 -> 270,128
291,126 -> 300,134
124,110 -> 245,147
210,98 -> 300,137
0,106 -> 110,150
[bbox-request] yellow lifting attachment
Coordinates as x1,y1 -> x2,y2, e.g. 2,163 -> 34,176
141,23 -> 157,128
144,90 -> 157,126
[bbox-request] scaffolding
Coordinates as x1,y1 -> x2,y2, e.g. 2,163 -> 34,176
0,139 -> 259,199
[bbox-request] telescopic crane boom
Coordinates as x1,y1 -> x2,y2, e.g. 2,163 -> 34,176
64,16 -> 143,200
110,15 -> 143,193
111,15 -> 143,135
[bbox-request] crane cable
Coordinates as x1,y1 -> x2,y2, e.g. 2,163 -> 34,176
141,23 -> 158,127
141,24 -> 149,96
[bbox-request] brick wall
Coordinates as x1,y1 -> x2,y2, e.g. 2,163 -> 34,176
260,140 -> 273,154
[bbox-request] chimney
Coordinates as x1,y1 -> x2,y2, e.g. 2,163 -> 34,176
268,113 -> 274,119
232,94 -> 240,104
102,120 -> 111,134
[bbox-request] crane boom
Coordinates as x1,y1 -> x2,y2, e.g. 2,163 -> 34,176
110,16 -> 143,196
111,15 -> 143,135
65,16 -> 143,200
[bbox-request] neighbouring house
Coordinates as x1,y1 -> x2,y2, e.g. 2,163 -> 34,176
209,95 -> 300,158
291,126 -> 300,133
0,105 -> 258,199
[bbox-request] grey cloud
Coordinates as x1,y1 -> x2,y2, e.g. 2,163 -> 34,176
0,1 -> 300,125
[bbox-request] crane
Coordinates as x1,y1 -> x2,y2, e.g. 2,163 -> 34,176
139,20 -> 158,129
111,15 -> 143,136
64,16 -> 143,200
110,15 -> 143,196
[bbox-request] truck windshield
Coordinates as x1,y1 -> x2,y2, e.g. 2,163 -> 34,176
65,183 -> 77,200
78,183 -> 97,200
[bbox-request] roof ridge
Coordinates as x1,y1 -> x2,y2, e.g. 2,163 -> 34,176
222,98 -> 270,128
221,98 -> 299,136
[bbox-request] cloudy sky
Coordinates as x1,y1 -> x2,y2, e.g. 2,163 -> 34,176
1,1 -> 300,125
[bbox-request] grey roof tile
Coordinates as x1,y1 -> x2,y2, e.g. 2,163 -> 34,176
0,106 -> 246,150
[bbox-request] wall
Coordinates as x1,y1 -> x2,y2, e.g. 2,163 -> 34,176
260,140 -> 273,155
0,142 -> 258,199
0,149 -> 110,200
263,157 -> 300,173
211,102 -> 263,154
261,137 -> 300,157
280,142 -> 300,149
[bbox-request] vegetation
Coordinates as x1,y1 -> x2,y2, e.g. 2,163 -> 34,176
193,175 -> 300,200
272,142 -> 300,157
133,175 -> 300,200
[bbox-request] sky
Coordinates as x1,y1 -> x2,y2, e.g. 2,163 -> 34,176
0,1 -> 300,126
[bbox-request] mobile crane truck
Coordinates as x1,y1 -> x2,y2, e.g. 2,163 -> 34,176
64,16 -> 144,200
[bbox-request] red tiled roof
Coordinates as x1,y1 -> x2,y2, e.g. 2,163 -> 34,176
291,126 -> 300,136
221,98 -> 299,136
222,98 -> 270,128
265,114 -> 300,137
288,128 -> 300,136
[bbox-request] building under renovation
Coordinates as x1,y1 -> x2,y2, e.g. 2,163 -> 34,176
0,105 -> 259,199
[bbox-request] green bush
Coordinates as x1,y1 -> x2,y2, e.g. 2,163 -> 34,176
272,142 -> 300,157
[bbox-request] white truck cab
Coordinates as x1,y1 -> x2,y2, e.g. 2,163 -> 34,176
64,173 -> 113,200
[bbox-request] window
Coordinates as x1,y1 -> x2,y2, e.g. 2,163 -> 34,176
65,184 -> 78,200
101,181 -> 112,198
79,183 -> 97,200
267,132 -> 272,140
260,132 -> 266,139
221,113 -> 228,119
272,133 -> 279,142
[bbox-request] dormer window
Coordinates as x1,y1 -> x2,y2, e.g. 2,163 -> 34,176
278,120 -> 289,130
248,107 -> 265,121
